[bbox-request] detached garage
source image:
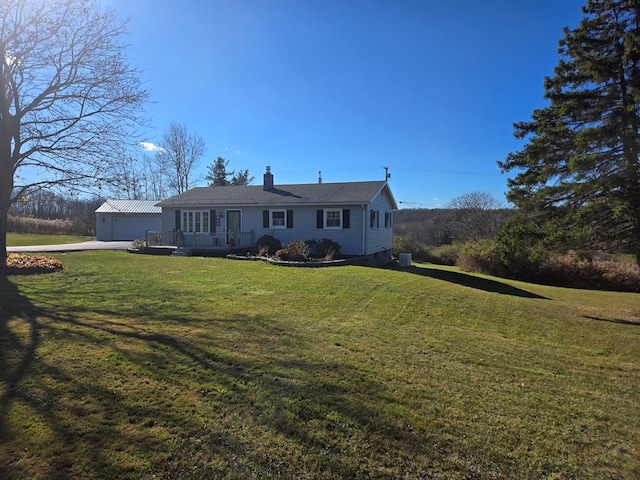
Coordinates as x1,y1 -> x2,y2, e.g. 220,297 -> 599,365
95,199 -> 162,241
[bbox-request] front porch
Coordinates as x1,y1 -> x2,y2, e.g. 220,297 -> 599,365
144,230 -> 255,256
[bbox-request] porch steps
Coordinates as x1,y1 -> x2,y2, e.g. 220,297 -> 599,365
172,247 -> 193,257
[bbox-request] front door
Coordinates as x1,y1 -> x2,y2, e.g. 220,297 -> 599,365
226,210 -> 241,247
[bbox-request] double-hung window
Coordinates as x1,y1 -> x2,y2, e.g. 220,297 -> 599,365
270,209 -> 286,228
317,208 -> 349,229
370,209 -> 380,229
325,209 -> 342,229
263,209 -> 293,229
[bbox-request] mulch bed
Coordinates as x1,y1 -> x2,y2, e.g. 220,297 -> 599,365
2,253 -> 64,275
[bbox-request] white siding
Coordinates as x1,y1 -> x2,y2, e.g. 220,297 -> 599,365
247,206 -> 366,256
365,188 -> 395,255
160,188 -> 395,258
96,214 -> 162,241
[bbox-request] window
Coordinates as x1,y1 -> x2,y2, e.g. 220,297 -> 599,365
317,209 -> 349,229
385,211 -> 392,229
325,209 -> 342,229
263,209 -> 293,229
370,209 -> 379,229
181,210 -> 210,233
271,210 -> 286,228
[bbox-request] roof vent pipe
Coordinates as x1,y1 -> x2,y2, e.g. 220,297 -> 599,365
263,166 -> 274,190
318,171 -> 322,184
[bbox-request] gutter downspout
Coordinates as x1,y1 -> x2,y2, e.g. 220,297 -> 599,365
361,204 -> 367,256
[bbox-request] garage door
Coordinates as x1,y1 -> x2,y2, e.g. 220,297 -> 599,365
112,215 -> 161,241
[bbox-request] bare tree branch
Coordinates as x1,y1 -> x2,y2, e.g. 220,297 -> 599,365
0,0 -> 150,265
156,122 -> 205,195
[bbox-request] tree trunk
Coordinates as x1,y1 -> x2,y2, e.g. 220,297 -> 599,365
635,222 -> 640,268
0,180 -> 11,270
0,128 -> 14,270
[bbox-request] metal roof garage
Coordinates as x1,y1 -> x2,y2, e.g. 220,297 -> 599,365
95,199 -> 162,241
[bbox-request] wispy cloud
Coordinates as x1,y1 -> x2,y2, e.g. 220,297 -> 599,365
225,147 -> 241,155
140,141 -> 165,153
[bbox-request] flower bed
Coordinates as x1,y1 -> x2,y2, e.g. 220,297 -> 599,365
226,253 -> 368,267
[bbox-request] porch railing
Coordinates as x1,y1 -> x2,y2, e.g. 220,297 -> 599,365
145,231 -> 254,249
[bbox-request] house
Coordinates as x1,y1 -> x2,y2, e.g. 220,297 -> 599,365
95,199 -> 162,241
154,167 -> 398,264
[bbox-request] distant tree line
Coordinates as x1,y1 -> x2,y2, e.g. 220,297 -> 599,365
395,192 -> 514,246
9,191 -> 103,236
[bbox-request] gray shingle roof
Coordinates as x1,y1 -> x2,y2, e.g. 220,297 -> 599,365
155,181 -> 397,208
95,199 -> 162,214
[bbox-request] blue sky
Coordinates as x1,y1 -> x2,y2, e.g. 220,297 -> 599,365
104,0 -> 585,208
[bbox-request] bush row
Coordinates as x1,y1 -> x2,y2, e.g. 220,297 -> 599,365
255,235 -> 341,262
457,239 -> 640,293
394,234 -> 640,292
393,235 -> 460,265
537,256 -> 640,292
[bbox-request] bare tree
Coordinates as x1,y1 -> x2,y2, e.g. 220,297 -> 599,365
156,122 -> 205,195
107,147 -> 147,200
0,0 -> 149,266
445,192 -> 506,241
106,146 -> 170,200
142,152 -> 169,200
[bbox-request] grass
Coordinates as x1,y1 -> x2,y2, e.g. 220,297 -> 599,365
7,233 -> 93,247
1,252 -> 639,479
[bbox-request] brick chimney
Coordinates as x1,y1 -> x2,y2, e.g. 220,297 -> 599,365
263,166 -> 274,190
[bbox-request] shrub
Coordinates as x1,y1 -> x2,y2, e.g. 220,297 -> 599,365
393,235 -> 431,262
456,239 -> 507,277
310,238 -> 341,260
425,244 -> 460,266
276,240 -> 310,262
255,234 -> 282,256
536,255 -> 640,292
493,214 -> 553,280
394,235 -> 462,265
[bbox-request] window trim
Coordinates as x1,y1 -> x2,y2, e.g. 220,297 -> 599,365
269,209 -> 287,229
370,209 -> 380,229
181,210 -> 211,234
324,208 -> 343,229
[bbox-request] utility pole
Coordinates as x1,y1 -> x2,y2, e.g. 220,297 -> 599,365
383,166 -> 391,181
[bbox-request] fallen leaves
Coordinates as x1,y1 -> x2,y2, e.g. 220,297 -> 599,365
3,253 -> 64,275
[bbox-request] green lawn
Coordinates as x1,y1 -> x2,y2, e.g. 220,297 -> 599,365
7,233 -> 93,246
1,251 -> 639,479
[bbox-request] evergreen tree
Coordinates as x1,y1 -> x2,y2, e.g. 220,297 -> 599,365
499,0 -> 640,265
205,157 -> 231,186
205,157 -> 253,186
230,169 -> 254,186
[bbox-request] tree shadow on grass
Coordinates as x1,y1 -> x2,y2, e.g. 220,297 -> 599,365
0,275 -> 42,434
583,315 -> 640,327
0,275 -> 430,479
0,274 -> 41,478
393,265 -> 549,299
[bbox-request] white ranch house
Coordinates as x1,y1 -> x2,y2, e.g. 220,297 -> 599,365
153,167 -> 398,265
